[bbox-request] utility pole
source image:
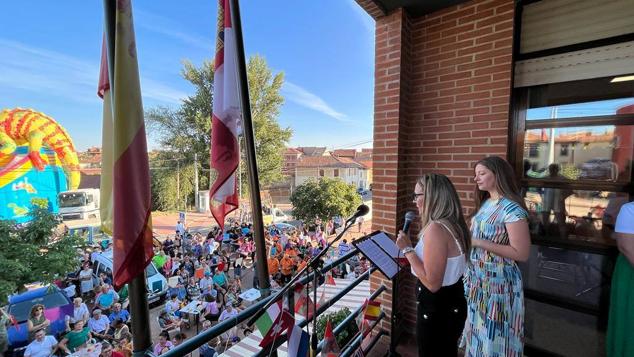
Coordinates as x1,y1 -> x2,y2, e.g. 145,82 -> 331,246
176,158 -> 180,211
194,153 -> 199,211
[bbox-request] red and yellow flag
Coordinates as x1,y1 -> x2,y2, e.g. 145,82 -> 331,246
105,0 -> 154,290
209,0 -> 240,230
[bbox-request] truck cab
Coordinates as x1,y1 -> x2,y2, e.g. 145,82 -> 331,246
58,189 -> 100,221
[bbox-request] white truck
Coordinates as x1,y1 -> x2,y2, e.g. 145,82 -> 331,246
58,189 -> 100,221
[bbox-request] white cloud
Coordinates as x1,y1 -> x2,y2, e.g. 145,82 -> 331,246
135,9 -> 212,51
283,81 -> 350,122
0,38 -> 186,106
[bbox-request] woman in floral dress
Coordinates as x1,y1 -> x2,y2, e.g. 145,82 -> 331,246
462,156 -> 531,356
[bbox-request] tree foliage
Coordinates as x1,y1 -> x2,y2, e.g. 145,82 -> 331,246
146,55 -> 292,208
290,178 -> 362,224
0,208 -> 84,304
150,152 -> 206,211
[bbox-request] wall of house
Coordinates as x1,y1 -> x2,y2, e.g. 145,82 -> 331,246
295,167 -> 369,189
370,0 -> 515,335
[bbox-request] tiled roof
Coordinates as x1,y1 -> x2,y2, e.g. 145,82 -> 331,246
296,154 -> 364,168
285,147 -> 302,155
297,146 -> 327,156
332,149 -> 356,158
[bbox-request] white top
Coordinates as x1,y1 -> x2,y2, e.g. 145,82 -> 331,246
25,336 -> 57,357
615,202 -> 634,234
70,303 -> 89,323
411,221 -> 465,287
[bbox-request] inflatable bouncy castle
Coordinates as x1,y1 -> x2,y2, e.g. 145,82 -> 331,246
0,108 -> 80,223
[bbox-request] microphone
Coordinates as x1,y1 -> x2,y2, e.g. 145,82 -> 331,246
402,211 -> 416,233
346,204 -> 370,224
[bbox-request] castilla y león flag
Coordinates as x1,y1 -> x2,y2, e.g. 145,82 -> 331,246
105,0 -> 154,290
209,0 -> 240,230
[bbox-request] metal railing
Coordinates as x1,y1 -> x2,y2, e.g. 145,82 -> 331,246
155,247 -> 388,357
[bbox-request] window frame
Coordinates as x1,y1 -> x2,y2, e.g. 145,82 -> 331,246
510,85 -> 634,255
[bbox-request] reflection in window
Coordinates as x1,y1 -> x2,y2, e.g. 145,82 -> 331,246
523,188 -> 629,245
523,125 -> 633,183
527,98 -> 634,120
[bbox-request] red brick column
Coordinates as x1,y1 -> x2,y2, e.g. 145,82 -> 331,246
370,7 -> 413,342
369,0 -> 516,339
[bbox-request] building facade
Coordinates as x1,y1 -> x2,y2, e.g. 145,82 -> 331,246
356,0 -> 634,355
295,154 -> 371,190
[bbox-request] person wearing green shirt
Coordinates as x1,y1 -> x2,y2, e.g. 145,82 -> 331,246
59,320 -> 91,353
153,251 -> 168,274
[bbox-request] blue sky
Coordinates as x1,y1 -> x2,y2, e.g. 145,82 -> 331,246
0,1 -> 375,151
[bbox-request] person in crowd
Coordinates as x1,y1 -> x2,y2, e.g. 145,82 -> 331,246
165,294 -> 182,317
176,220 -> 186,238
396,173 -> 471,356
78,262 -> 94,300
172,333 -> 190,356
234,253 -> 244,279
114,333 -> 133,357
462,156 -> 531,357
67,297 -> 90,330
153,250 -> 169,275
212,269 -> 228,305
100,341 -> 125,357
58,320 -> 92,353
203,294 -> 221,323
199,271 -> 214,293
280,253 -> 294,284
24,328 -> 58,357
267,253 -> 280,282
27,304 -> 50,341
607,201 -> 634,357
158,310 -> 183,332
108,303 -> 130,326
199,322 -> 219,357
153,331 -> 173,356
219,303 -> 239,342
163,236 -> 175,257
338,239 -> 351,257
98,271 -> 113,286
96,284 -> 119,313
88,309 -> 111,341
186,277 -> 201,301
111,318 -> 130,346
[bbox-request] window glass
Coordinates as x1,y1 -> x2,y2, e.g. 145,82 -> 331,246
527,98 -> 634,120
523,125 -> 634,183
523,188 -> 629,245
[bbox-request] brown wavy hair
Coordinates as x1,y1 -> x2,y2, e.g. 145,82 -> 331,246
473,156 -> 527,213
417,173 -> 471,261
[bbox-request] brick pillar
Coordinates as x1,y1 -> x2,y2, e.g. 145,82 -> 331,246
370,7 -> 413,346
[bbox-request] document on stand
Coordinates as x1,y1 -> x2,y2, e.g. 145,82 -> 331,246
353,231 -> 403,279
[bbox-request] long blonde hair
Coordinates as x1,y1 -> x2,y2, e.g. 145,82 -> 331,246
417,174 -> 471,260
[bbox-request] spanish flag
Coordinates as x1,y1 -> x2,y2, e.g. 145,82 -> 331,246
363,300 -> 381,321
105,0 -> 154,290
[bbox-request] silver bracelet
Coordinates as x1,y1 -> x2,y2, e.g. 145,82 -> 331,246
401,246 -> 415,256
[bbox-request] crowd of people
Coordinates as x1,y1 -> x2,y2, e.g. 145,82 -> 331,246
5,209 -> 371,357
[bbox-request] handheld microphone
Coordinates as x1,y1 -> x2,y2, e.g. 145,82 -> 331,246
346,204 -> 370,224
402,211 -> 416,233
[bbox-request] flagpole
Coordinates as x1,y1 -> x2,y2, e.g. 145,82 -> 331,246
103,0 -> 152,355
229,0 -> 270,293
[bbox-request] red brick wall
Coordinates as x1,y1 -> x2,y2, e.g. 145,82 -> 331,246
370,0 -> 515,337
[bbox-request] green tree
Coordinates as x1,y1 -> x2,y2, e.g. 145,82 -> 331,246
146,55 -> 292,206
290,178 -> 362,225
0,208 -> 84,304
149,152 -> 205,211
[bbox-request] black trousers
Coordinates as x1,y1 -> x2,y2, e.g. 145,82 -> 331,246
416,278 -> 467,357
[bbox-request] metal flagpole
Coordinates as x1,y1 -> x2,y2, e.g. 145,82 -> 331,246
229,0 -> 270,293
102,1 -> 152,354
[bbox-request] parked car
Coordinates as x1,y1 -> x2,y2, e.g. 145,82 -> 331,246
6,285 -> 74,357
579,159 -> 617,181
91,250 -> 168,305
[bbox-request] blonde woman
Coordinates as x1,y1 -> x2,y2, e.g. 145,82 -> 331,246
396,173 -> 471,357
